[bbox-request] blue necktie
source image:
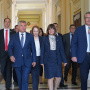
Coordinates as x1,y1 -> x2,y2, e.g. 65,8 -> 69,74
88,27 -> 90,51
21,34 -> 24,48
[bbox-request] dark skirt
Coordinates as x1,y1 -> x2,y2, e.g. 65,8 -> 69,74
44,50 -> 62,79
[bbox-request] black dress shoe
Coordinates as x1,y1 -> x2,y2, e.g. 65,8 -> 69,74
40,82 -> 43,84
64,77 -> 67,82
60,83 -> 68,87
72,82 -> 78,85
6,88 -> 10,90
13,81 -> 18,86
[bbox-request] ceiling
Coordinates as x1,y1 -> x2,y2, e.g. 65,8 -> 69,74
15,0 -> 47,4
14,0 -> 47,29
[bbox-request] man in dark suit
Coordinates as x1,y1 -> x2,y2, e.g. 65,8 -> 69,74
71,12 -> 90,90
13,25 -> 19,86
53,23 -> 67,88
63,24 -> 77,85
8,21 -> 36,90
0,18 -> 15,90
14,25 -> 19,33
53,23 -> 62,37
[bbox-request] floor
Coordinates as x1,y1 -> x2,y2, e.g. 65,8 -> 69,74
0,74 -> 82,90
0,68 -> 90,90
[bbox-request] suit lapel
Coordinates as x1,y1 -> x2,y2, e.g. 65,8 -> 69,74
82,25 -> 87,45
1,29 -> 5,45
10,29 -> 12,38
56,36 -> 59,53
23,32 -> 28,48
16,32 -> 22,48
47,35 -> 50,50
39,36 -> 41,48
67,33 -> 70,50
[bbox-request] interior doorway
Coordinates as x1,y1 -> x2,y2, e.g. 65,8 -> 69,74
58,14 -> 61,33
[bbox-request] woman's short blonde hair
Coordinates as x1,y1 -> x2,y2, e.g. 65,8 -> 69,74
32,26 -> 40,35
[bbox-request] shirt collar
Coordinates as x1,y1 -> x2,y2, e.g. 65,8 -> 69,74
85,25 -> 89,30
49,35 -> 55,39
70,32 -> 73,35
19,31 -> 26,35
4,28 -> 10,31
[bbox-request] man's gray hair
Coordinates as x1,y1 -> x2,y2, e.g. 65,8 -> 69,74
84,12 -> 90,19
18,21 -> 27,26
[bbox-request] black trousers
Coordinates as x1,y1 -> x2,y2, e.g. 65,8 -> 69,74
31,56 -> 40,90
13,68 -> 18,83
40,65 -> 43,76
64,56 -> 77,82
0,54 -> 12,89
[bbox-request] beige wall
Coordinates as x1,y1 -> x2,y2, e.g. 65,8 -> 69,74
0,0 -> 12,29
52,0 -> 80,34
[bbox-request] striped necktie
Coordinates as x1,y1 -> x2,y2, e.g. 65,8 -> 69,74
21,34 -> 24,48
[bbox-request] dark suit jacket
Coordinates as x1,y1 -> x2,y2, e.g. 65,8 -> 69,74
58,33 -> 62,37
0,29 -> 15,58
63,33 -> 71,58
40,35 -> 67,65
8,32 -> 36,67
71,25 -> 87,63
39,36 -> 42,49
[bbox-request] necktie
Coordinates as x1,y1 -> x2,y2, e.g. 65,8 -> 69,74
88,27 -> 90,34
21,34 -> 24,48
88,27 -> 90,51
5,30 -> 8,51
71,34 -> 73,42
70,34 -> 73,52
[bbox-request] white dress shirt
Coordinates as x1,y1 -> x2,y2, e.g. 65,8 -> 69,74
56,32 -> 58,36
19,32 -> 26,47
49,35 -> 56,50
85,25 -> 90,52
34,38 -> 40,56
4,29 -> 10,45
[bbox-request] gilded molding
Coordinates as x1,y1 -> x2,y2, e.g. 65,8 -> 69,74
73,0 -> 81,13
72,0 -> 80,5
74,8 -> 81,15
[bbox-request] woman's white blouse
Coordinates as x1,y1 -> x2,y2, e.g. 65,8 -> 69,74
34,38 -> 40,56
49,35 -> 56,50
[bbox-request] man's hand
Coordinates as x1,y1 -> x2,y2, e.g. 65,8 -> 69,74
71,57 -> 77,62
32,62 -> 36,67
64,63 -> 67,66
41,64 -> 44,67
10,56 -> 15,62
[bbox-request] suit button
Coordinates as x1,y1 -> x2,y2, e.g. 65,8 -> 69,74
22,55 -> 23,57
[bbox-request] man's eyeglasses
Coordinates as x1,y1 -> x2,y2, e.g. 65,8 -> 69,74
85,17 -> 90,19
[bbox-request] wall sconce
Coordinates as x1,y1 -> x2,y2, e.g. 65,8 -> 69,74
27,22 -> 31,26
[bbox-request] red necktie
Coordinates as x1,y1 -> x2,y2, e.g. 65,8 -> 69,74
5,30 -> 8,51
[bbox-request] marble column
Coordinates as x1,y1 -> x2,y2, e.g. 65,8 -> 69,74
45,1 -> 49,29
11,0 -> 16,29
0,0 -> 4,28
48,0 -> 53,24
61,0 -> 66,34
42,8 -> 46,32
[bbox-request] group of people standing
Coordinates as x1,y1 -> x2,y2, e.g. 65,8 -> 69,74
0,11 -> 90,90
